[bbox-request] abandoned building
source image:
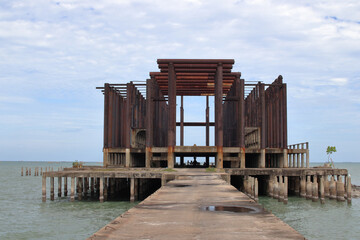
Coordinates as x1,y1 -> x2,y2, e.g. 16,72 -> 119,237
99,59 -> 304,169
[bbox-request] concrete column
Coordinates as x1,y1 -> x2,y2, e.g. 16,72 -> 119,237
283,149 -> 288,168
296,153 -> 300,168
336,175 -> 345,202
324,175 -> 330,198
312,175 -> 318,202
58,177 -> 62,197
78,178 -> 83,200
306,176 -> 312,200
284,177 -> 288,204
70,177 -> 75,202
125,148 -> 131,168
288,154 -> 292,168
134,178 -> 139,201
240,149 -> 245,169
90,177 -> 94,196
42,176 -> 46,202
300,176 -> 306,197
130,177 -> 135,202
110,178 -> 115,197
292,154 -> 296,168
167,63 -> 176,169
64,177 -> 68,196
329,176 -> 336,200
301,153 -> 304,168
259,149 -> 265,168
99,177 -> 104,203
50,177 -> 54,201
346,175 -> 352,204
104,178 -> 108,201
306,149 -> 310,168
255,178 -> 258,202
273,176 -> 279,199
268,176 -> 273,197
278,176 -> 284,202
294,176 -> 300,196
319,176 -> 325,204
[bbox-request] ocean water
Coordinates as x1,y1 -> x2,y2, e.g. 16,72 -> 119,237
0,161 -> 359,239
0,161 -> 137,240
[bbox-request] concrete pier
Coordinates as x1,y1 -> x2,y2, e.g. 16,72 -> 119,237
88,171 -> 304,240
71,177 -> 75,202
336,176 -> 345,202
329,176 -> 336,200
306,176 -> 312,200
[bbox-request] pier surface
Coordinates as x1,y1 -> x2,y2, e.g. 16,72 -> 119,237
88,169 -> 304,240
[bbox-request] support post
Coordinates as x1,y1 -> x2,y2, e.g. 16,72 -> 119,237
284,176 -> 288,204
259,149 -> 265,168
64,177 -> 68,196
42,176 -> 46,202
278,176 -> 284,202
58,177 -> 62,197
206,95 -> 210,166
306,142 -> 309,168
215,63 -> 223,168
336,175 -> 345,202
99,177 -> 104,203
312,175 -> 318,202
146,78 -> 154,168
346,174 -> 352,204
268,176 -> 273,197
130,177 -> 135,202
78,178 -> 83,201
283,149 -> 288,168
180,95 -> 184,166
319,175 -> 325,204
324,175 -> 330,198
167,63 -> 176,169
50,177 -> 54,201
306,176 -> 312,200
70,177 -> 75,202
329,176 -> 336,200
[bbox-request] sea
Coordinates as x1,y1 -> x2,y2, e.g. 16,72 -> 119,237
0,161 -> 359,240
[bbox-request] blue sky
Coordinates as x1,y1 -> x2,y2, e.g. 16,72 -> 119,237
0,0 -> 359,163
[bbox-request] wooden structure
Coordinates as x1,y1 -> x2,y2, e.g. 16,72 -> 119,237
97,59 -> 306,169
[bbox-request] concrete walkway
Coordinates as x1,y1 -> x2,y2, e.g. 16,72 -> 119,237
88,170 -> 304,240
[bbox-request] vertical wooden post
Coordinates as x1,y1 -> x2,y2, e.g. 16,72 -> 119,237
206,95 -> 210,166
50,177 -> 54,201
180,95 -> 184,166
42,176 -> 46,202
167,63 -> 176,169
215,63 -> 223,168
99,177 -> 104,203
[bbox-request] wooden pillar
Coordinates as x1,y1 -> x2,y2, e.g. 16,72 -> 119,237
146,78 -> 154,168
180,95 -> 184,166
206,95 -> 210,166
57,177 -> 62,197
50,177 -> 54,201
42,176 -> 46,202
70,177 -> 75,202
99,177 -> 104,203
215,63 -> 223,168
167,63 -> 176,169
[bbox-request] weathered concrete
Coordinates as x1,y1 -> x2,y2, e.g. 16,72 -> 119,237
88,170 -> 304,240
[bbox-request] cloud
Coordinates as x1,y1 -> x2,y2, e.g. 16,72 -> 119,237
0,0 -> 359,162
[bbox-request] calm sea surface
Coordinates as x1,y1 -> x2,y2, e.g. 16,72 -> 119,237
0,161 -> 359,239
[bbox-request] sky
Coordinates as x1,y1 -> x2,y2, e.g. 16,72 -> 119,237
0,0 -> 359,163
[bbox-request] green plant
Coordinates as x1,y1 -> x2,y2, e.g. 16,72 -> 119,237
326,146 -> 337,168
206,167 -> 216,172
72,160 -> 83,168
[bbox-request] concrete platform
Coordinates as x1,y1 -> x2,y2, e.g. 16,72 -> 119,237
88,170 -> 304,240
